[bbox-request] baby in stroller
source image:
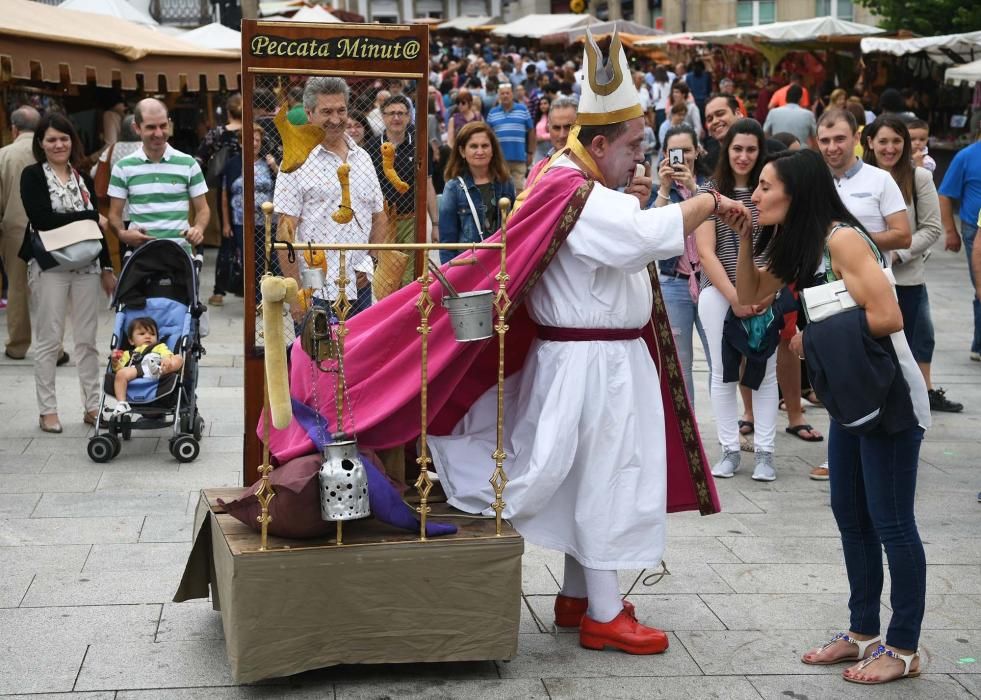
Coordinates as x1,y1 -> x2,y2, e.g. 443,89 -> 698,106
111,316 -> 184,416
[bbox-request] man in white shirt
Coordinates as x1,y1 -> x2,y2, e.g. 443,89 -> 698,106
633,71 -> 652,125
817,109 -> 911,259
274,77 -> 387,316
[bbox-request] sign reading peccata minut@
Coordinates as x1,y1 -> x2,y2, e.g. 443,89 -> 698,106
240,20 -> 430,486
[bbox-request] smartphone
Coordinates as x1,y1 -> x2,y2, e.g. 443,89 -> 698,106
669,148 -> 684,167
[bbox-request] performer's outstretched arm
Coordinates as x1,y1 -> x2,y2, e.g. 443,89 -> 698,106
678,192 -> 749,236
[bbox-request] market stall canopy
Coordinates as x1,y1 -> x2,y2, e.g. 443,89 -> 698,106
634,32 -> 703,47
638,17 -> 883,47
945,58 -> 981,85
258,0 -> 306,15
437,16 -> 496,32
0,0 -> 241,91
181,22 -> 242,52
60,0 -> 158,28
491,14 -> 599,39
862,31 -> 981,65
541,19 -> 661,45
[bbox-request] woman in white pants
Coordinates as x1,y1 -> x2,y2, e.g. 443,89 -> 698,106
695,119 -> 779,481
19,113 -> 115,433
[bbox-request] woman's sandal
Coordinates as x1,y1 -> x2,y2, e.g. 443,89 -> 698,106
801,632 -> 882,666
802,389 -> 823,407
738,420 -> 754,435
843,645 -> 920,685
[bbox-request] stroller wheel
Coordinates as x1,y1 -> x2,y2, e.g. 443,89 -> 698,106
88,435 -> 117,463
170,435 -> 200,463
193,414 -> 205,442
120,415 -> 132,441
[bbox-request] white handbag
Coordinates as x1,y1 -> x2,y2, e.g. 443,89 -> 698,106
801,267 -> 896,324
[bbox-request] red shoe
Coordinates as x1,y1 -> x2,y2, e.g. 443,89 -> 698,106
579,607 -> 669,654
554,595 -> 636,628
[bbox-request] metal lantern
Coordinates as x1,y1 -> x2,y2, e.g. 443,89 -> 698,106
319,440 -> 370,521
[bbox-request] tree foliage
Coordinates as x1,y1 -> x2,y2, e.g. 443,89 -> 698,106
855,0 -> 981,35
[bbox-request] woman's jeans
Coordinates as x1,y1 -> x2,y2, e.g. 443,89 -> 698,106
661,275 -> 709,406
214,223 -> 244,296
895,284 -> 935,364
828,420 -> 926,651
961,220 -> 981,353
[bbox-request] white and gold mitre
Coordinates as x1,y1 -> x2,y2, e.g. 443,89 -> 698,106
576,30 -> 643,126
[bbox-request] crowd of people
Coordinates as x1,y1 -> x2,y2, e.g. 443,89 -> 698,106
0,32 -> 979,688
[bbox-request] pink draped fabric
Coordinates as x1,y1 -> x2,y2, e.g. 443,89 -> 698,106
261,166 -> 720,515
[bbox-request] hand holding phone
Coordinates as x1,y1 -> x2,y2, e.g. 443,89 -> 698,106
669,148 -> 684,167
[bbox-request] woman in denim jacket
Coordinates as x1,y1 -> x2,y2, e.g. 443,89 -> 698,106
438,121 -> 515,265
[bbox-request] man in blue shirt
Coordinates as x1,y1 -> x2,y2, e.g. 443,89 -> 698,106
939,137 -> 981,360
486,82 -> 536,190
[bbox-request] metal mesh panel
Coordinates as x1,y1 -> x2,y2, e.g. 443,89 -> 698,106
249,74 -> 421,348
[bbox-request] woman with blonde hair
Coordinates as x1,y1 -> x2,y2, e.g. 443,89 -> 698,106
438,121 -> 514,265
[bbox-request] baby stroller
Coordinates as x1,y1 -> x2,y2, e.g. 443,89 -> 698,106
87,239 -> 207,464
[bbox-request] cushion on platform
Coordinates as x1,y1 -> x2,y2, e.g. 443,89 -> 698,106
219,453 -> 330,539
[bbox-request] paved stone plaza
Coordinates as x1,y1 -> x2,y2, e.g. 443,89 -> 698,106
0,245 -> 978,699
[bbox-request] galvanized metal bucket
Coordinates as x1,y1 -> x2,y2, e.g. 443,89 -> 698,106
444,290 -> 494,342
319,440 -> 370,521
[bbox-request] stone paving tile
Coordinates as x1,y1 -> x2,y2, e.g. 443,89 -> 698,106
83,542 -> 193,572
544,676 -> 763,699
709,563 -> 851,594
0,472 -> 101,494
663,536 -> 742,564
25,436 -> 159,456
296,660 -> 499,683
708,483 -> 766,514
98,469 -> 241,491
0,604 -> 160,644
924,565 -> 981,594
0,572 -> 32,607
525,594 -> 726,633
728,513 -> 841,539
917,513 -> 981,539
920,596 -> 981,630
1,693 -> 115,700
209,421 -> 245,438
700,593 -> 889,631
335,679 -> 548,699
0,453 -> 49,474
615,561 -> 736,595
952,675 -> 981,696
0,640 -> 89,694
0,516 -> 143,545
0,438 -> 30,454
497,632 -> 701,678
140,514 -> 196,543
156,601 -> 224,642
747,674 -> 973,699
117,689 -> 324,700
675,629 -> 843,676
21,567 -> 188,607
0,544 -> 90,575
917,629 -> 981,674
0,493 -> 40,517
41,457 -> 180,474
33,491 -> 189,518
921,537 -> 981,565
717,535 -> 844,564
522,559 -> 559,595
75,639 -> 238,691
665,511 -> 758,537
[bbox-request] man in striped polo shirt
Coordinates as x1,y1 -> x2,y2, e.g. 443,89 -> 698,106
486,83 -> 536,191
108,98 -> 210,251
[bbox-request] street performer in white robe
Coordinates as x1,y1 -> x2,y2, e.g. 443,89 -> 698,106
263,31 -> 750,656
427,33 -> 750,654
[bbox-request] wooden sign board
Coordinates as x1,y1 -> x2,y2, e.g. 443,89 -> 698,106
240,20 -> 430,484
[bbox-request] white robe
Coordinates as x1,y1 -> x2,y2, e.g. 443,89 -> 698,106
430,160 -> 685,570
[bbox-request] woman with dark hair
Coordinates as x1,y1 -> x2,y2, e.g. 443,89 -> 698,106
864,116 -> 960,412
345,111 -> 371,147
652,123 -> 708,403
694,118 -> 778,481
19,112 -> 116,433
532,95 -> 551,163
447,88 -> 482,148
736,147 -> 929,687
438,121 -> 515,265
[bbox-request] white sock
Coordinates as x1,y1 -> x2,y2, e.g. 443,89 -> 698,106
113,401 -> 130,416
584,567 -> 623,623
560,554 -> 587,598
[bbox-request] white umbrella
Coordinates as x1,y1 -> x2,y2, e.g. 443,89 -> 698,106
945,58 -> 981,85
59,0 -> 158,27
181,22 -> 241,52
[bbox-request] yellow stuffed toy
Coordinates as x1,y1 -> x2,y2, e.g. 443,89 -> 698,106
332,163 -> 354,224
261,276 -> 299,430
381,142 -> 410,194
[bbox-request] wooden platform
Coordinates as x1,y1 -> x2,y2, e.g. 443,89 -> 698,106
175,489 -> 524,683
